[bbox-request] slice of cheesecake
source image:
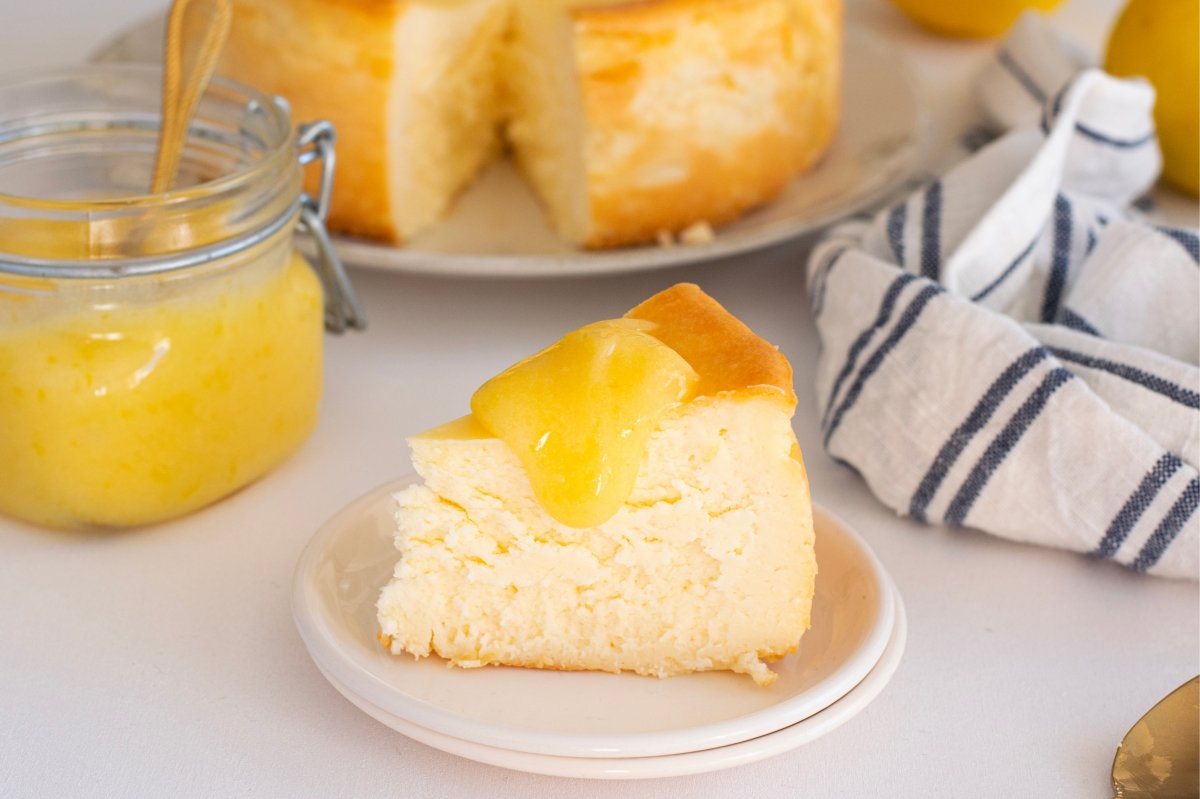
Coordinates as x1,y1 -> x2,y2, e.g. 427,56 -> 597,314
222,0 -> 510,243
377,284 -> 815,685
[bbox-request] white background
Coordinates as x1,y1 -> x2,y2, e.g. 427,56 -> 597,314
1,0 -> 1197,796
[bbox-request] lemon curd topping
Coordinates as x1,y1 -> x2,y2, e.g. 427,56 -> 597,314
412,284 -> 795,531
467,319 -> 698,528
0,251 -> 323,529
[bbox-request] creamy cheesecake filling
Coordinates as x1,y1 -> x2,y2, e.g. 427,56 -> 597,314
388,0 -> 509,239
500,0 -> 593,243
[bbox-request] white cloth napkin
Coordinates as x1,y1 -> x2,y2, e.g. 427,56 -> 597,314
805,14 -> 1199,579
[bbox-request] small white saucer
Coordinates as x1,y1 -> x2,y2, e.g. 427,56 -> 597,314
314,588 -> 905,779
293,476 -> 900,760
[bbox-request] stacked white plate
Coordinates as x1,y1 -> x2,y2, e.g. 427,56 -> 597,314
293,477 -> 907,780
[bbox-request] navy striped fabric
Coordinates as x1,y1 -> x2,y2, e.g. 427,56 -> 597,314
1093,454 -> 1184,559
1057,308 -> 1101,337
810,245 -> 848,319
1133,478 -> 1200,571
943,368 -> 1075,527
821,272 -> 918,429
1002,47 -> 1156,150
1048,347 -> 1200,409
970,234 -> 1039,303
1040,195 -> 1073,322
997,48 -> 1046,102
909,347 -> 1050,523
1157,226 -> 1200,263
824,284 -> 943,449
919,182 -> 942,280
1038,78 -> 1072,135
1073,124 -> 1155,150
887,204 -> 907,266
806,22 -> 1199,577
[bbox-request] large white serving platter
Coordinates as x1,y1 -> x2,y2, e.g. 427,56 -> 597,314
293,475 -> 899,759
94,22 -> 926,278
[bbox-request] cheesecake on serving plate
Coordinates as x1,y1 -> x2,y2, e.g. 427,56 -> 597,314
376,284 -> 816,685
221,0 -> 841,249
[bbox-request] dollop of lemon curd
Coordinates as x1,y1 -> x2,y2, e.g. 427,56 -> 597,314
0,251 -> 323,529
441,318 -> 698,528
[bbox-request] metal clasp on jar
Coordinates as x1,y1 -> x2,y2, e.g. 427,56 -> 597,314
294,119 -> 367,334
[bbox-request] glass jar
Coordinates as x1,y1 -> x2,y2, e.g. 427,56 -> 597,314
0,65 -> 364,530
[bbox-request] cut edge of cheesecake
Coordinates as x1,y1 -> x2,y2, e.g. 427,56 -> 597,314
221,0 -> 510,244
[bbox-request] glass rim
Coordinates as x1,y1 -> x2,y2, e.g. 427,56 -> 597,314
0,63 -> 295,213
0,201 -> 301,280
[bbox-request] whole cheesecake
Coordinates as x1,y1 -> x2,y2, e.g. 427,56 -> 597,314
376,284 -> 817,685
221,0 -> 841,249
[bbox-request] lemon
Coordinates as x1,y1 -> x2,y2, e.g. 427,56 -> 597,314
1105,0 -> 1200,197
889,0 -> 1064,38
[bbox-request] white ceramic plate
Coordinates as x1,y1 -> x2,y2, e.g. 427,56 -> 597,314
93,23 -> 926,278
314,585 -> 902,777
293,476 -> 898,759
312,586 -> 905,779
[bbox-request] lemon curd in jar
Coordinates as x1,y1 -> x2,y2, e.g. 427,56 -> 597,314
0,245 -> 322,529
0,65 -> 353,529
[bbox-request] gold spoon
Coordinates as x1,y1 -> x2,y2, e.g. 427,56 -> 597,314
150,0 -> 232,193
1112,676 -> 1199,798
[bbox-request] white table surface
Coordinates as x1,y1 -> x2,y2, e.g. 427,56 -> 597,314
1,0 -> 1197,796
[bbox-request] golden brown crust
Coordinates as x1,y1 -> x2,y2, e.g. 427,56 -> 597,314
574,0 -> 841,248
221,0 -> 404,242
625,283 -> 797,404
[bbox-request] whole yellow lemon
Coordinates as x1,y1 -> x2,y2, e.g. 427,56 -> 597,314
1105,0 -> 1200,197
889,0 -> 1064,38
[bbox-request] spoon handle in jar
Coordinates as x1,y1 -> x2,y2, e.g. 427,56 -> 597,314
151,0 -> 233,194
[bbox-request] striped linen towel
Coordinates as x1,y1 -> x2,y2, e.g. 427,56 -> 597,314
805,15 -> 1199,580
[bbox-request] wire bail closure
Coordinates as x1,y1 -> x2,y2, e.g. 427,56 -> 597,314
294,119 -> 366,334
